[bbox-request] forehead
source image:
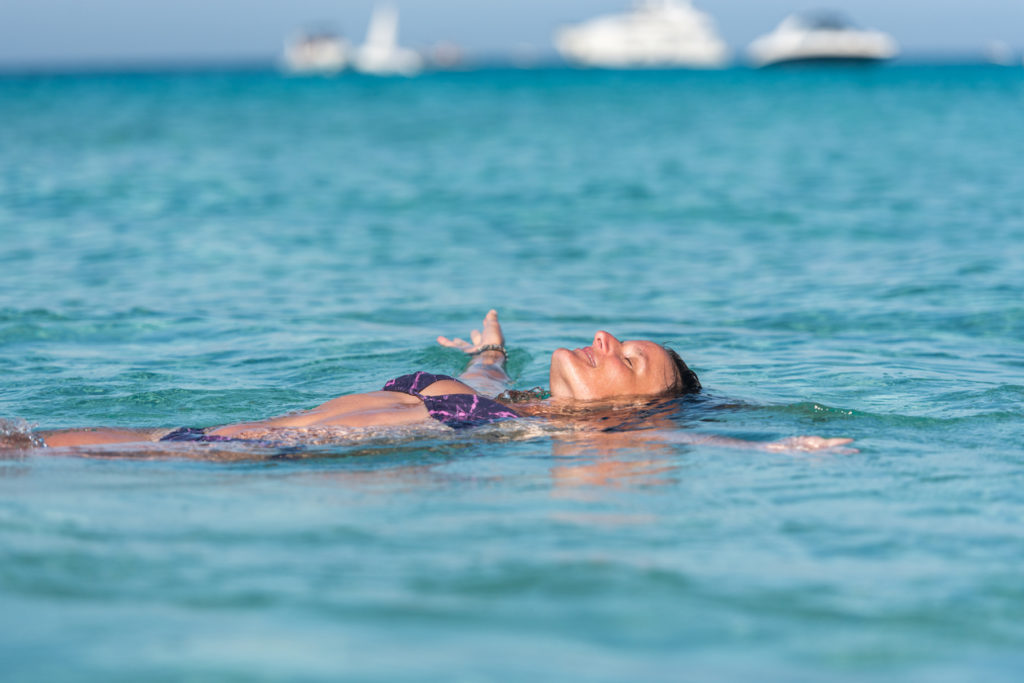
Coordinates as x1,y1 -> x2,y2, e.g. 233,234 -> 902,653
625,339 -> 667,356
625,340 -> 676,384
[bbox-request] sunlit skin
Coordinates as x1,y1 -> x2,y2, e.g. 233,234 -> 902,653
32,310 -> 855,454
549,331 -> 680,401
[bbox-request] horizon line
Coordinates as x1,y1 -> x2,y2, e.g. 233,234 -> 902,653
0,50 -> 1016,78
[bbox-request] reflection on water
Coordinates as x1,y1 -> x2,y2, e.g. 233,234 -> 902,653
549,403 -> 680,490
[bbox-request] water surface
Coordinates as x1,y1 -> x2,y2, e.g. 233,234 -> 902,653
2,65 -> 1023,681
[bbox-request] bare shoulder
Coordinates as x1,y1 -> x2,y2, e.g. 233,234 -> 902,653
419,379 -> 479,396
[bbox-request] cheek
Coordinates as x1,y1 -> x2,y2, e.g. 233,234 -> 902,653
592,366 -> 633,398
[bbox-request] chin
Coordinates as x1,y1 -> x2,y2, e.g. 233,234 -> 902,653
549,348 -> 577,399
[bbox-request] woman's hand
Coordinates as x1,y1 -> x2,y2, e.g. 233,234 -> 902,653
438,309 -> 505,356
439,310 -> 510,395
764,436 -> 857,454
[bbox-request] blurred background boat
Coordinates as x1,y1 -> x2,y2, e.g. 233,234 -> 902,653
747,11 -> 898,67
353,4 -> 423,76
554,0 -> 729,69
984,40 -> 1017,66
281,30 -> 349,75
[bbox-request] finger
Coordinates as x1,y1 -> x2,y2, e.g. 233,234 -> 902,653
437,336 -> 470,350
767,436 -> 852,453
483,309 -> 500,330
482,309 -> 504,344
793,437 -> 857,453
804,437 -> 853,449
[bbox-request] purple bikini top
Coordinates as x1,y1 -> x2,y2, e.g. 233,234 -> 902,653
382,372 -> 520,429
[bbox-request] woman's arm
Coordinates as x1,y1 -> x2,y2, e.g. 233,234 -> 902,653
34,427 -> 169,447
437,309 -> 512,397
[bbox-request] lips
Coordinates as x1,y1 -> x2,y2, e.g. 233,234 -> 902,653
577,346 -> 596,367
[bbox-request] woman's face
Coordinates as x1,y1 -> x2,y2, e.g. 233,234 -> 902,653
549,331 -> 680,401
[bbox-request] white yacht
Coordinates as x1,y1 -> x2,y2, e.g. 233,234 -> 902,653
282,31 -> 349,75
555,0 -> 730,69
747,11 -> 898,67
353,5 -> 424,77
985,41 -> 1017,67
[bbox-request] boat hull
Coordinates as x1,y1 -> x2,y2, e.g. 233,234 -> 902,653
759,55 -> 890,68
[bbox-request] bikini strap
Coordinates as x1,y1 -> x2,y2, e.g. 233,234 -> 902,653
382,372 -> 519,429
382,372 -> 457,396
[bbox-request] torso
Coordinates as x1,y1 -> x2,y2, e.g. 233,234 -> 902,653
207,379 -> 479,438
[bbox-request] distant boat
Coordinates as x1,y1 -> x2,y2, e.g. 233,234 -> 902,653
353,5 -> 424,77
985,40 -> 1016,67
555,0 -> 730,69
282,31 -> 349,75
747,11 -> 898,67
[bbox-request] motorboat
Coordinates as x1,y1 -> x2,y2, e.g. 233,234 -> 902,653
555,0 -> 730,69
353,4 -> 424,76
985,41 -> 1017,67
282,31 -> 349,75
747,11 -> 898,67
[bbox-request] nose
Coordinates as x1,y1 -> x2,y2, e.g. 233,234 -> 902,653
593,330 -> 619,354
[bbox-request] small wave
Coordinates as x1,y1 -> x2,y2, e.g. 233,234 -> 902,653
0,307 -> 70,323
770,402 -> 1022,428
29,418 -> 557,462
206,418 -> 559,449
0,418 -> 45,449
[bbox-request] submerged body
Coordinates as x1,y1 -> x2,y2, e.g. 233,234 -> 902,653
40,374 -> 503,447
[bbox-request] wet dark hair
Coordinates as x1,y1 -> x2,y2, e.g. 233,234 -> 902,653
664,346 -> 701,395
496,387 -> 549,404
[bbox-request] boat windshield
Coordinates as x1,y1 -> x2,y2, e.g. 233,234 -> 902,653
798,11 -> 857,31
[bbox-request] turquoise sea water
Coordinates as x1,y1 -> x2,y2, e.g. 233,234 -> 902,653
2,66 -> 1023,680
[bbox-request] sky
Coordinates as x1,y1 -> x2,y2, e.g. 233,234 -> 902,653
0,0 -> 1021,68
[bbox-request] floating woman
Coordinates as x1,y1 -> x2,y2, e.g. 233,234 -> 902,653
31,310 -> 853,453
